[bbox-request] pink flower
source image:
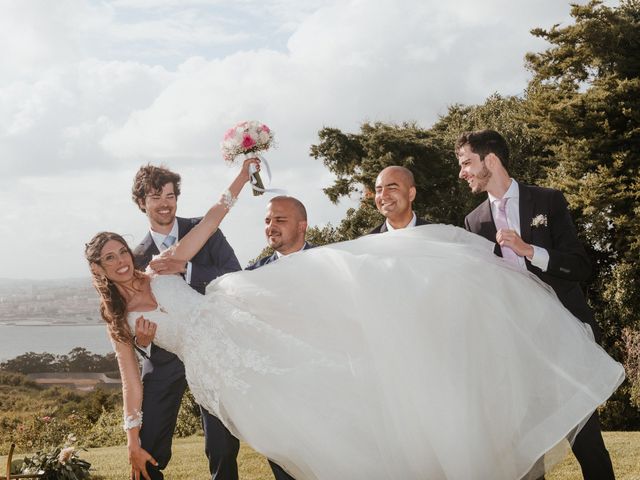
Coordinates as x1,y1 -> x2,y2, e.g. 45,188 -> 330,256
41,416 -> 52,422
241,134 -> 256,149
220,120 -> 274,163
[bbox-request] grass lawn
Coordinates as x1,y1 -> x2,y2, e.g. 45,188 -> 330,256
3,432 -> 639,479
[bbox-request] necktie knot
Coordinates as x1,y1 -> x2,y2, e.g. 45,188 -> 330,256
161,235 -> 176,251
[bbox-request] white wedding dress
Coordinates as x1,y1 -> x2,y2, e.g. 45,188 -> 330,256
127,225 -> 624,480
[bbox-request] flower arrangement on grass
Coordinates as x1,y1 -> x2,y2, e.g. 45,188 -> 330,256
19,434 -> 91,480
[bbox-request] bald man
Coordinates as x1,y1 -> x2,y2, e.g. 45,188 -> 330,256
245,195 -> 314,480
369,166 -> 428,233
247,196 -> 314,270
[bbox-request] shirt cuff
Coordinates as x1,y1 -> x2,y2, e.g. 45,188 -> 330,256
134,337 -> 152,357
529,245 -> 549,271
185,261 -> 193,284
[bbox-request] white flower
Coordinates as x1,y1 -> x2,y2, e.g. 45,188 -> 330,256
531,214 -> 548,228
58,447 -> 75,464
221,120 -> 275,163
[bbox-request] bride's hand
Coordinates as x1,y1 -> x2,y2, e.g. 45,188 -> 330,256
149,249 -> 187,275
240,156 -> 261,183
134,315 -> 157,348
128,443 -> 157,480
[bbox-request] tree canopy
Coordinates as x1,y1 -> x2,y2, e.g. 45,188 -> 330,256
307,0 -> 640,427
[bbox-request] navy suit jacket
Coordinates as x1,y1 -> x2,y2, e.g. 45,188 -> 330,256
246,243 -> 315,270
464,183 -> 600,341
133,216 -> 241,378
368,216 -> 429,234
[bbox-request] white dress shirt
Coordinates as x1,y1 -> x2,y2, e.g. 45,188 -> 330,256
385,212 -> 417,231
275,242 -> 309,259
488,180 -> 549,271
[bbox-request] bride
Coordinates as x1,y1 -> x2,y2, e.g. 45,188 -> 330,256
85,158 -> 624,480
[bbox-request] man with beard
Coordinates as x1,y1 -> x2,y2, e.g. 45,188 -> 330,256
130,164 -> 242,480
369,166 -> 429,233
246,196 -> 312,271
457,129 -> 615,480
245,195 -> 312,480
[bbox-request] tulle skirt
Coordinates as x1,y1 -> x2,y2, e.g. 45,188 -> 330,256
182,225 -> 623,480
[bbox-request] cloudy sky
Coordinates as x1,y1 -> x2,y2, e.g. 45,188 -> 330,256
0,0 -> 616,279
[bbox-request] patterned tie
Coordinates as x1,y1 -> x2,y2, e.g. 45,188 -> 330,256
493,198 -> 519,264
161,234 -> 176,251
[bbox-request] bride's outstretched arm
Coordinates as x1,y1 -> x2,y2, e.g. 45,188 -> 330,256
165,158 -> 258,265
112,337 -> 158,480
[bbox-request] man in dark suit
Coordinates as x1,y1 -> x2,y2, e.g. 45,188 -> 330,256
246,195 -> 311,480
131,164 -> 242,480
456,129 -> 614,480
369,166 -> 428,233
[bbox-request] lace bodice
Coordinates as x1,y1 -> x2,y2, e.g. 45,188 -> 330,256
128,275 -> 202,356
128,273 -> 318,420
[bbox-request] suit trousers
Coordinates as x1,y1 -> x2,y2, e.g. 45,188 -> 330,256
139,375 -> 240,480
572,411 -> 615,480
201,406 -> 240,480
534,411 -> 614,480
269,460 -> 296,480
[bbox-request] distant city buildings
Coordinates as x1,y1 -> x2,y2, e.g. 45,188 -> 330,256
0,278 -> 101,325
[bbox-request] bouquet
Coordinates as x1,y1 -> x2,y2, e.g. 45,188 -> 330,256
221,121 -> 275,195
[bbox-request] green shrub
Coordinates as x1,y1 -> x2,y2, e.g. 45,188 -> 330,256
0,372 -> 39,388
85,408 -> 125,448
174,389 -> 202,438
11,413 -> 92,451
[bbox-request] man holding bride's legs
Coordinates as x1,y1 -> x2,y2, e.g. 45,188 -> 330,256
131,164 -> 242,480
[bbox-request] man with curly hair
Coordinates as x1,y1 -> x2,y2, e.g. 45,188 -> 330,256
130,164 -> 242,480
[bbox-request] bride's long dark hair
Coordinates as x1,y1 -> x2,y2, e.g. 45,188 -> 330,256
85,231 -> 143,344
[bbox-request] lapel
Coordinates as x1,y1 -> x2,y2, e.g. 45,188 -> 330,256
265,252 -> 279,265
518,184 -> 534,244
176,217 -> 190,240
135,232 -> 159,269
477,199 -> 498,241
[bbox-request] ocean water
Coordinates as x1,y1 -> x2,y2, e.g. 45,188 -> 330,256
0,324 -> 112,361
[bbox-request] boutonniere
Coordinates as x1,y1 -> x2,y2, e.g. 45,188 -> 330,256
531,214 -> 548,228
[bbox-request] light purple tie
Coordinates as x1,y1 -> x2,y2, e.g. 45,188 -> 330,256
494,197 -> 519,264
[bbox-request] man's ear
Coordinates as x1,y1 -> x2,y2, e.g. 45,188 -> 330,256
298,220 -> 308,234
484,153 -> 501,171
137,198 -> 147,213
409,186 -> 417,203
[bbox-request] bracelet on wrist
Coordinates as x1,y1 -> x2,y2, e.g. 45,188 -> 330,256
220,189 -> 238,209
123,409 -> 143,431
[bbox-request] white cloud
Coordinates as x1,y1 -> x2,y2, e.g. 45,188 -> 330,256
0,0 -> 612,278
